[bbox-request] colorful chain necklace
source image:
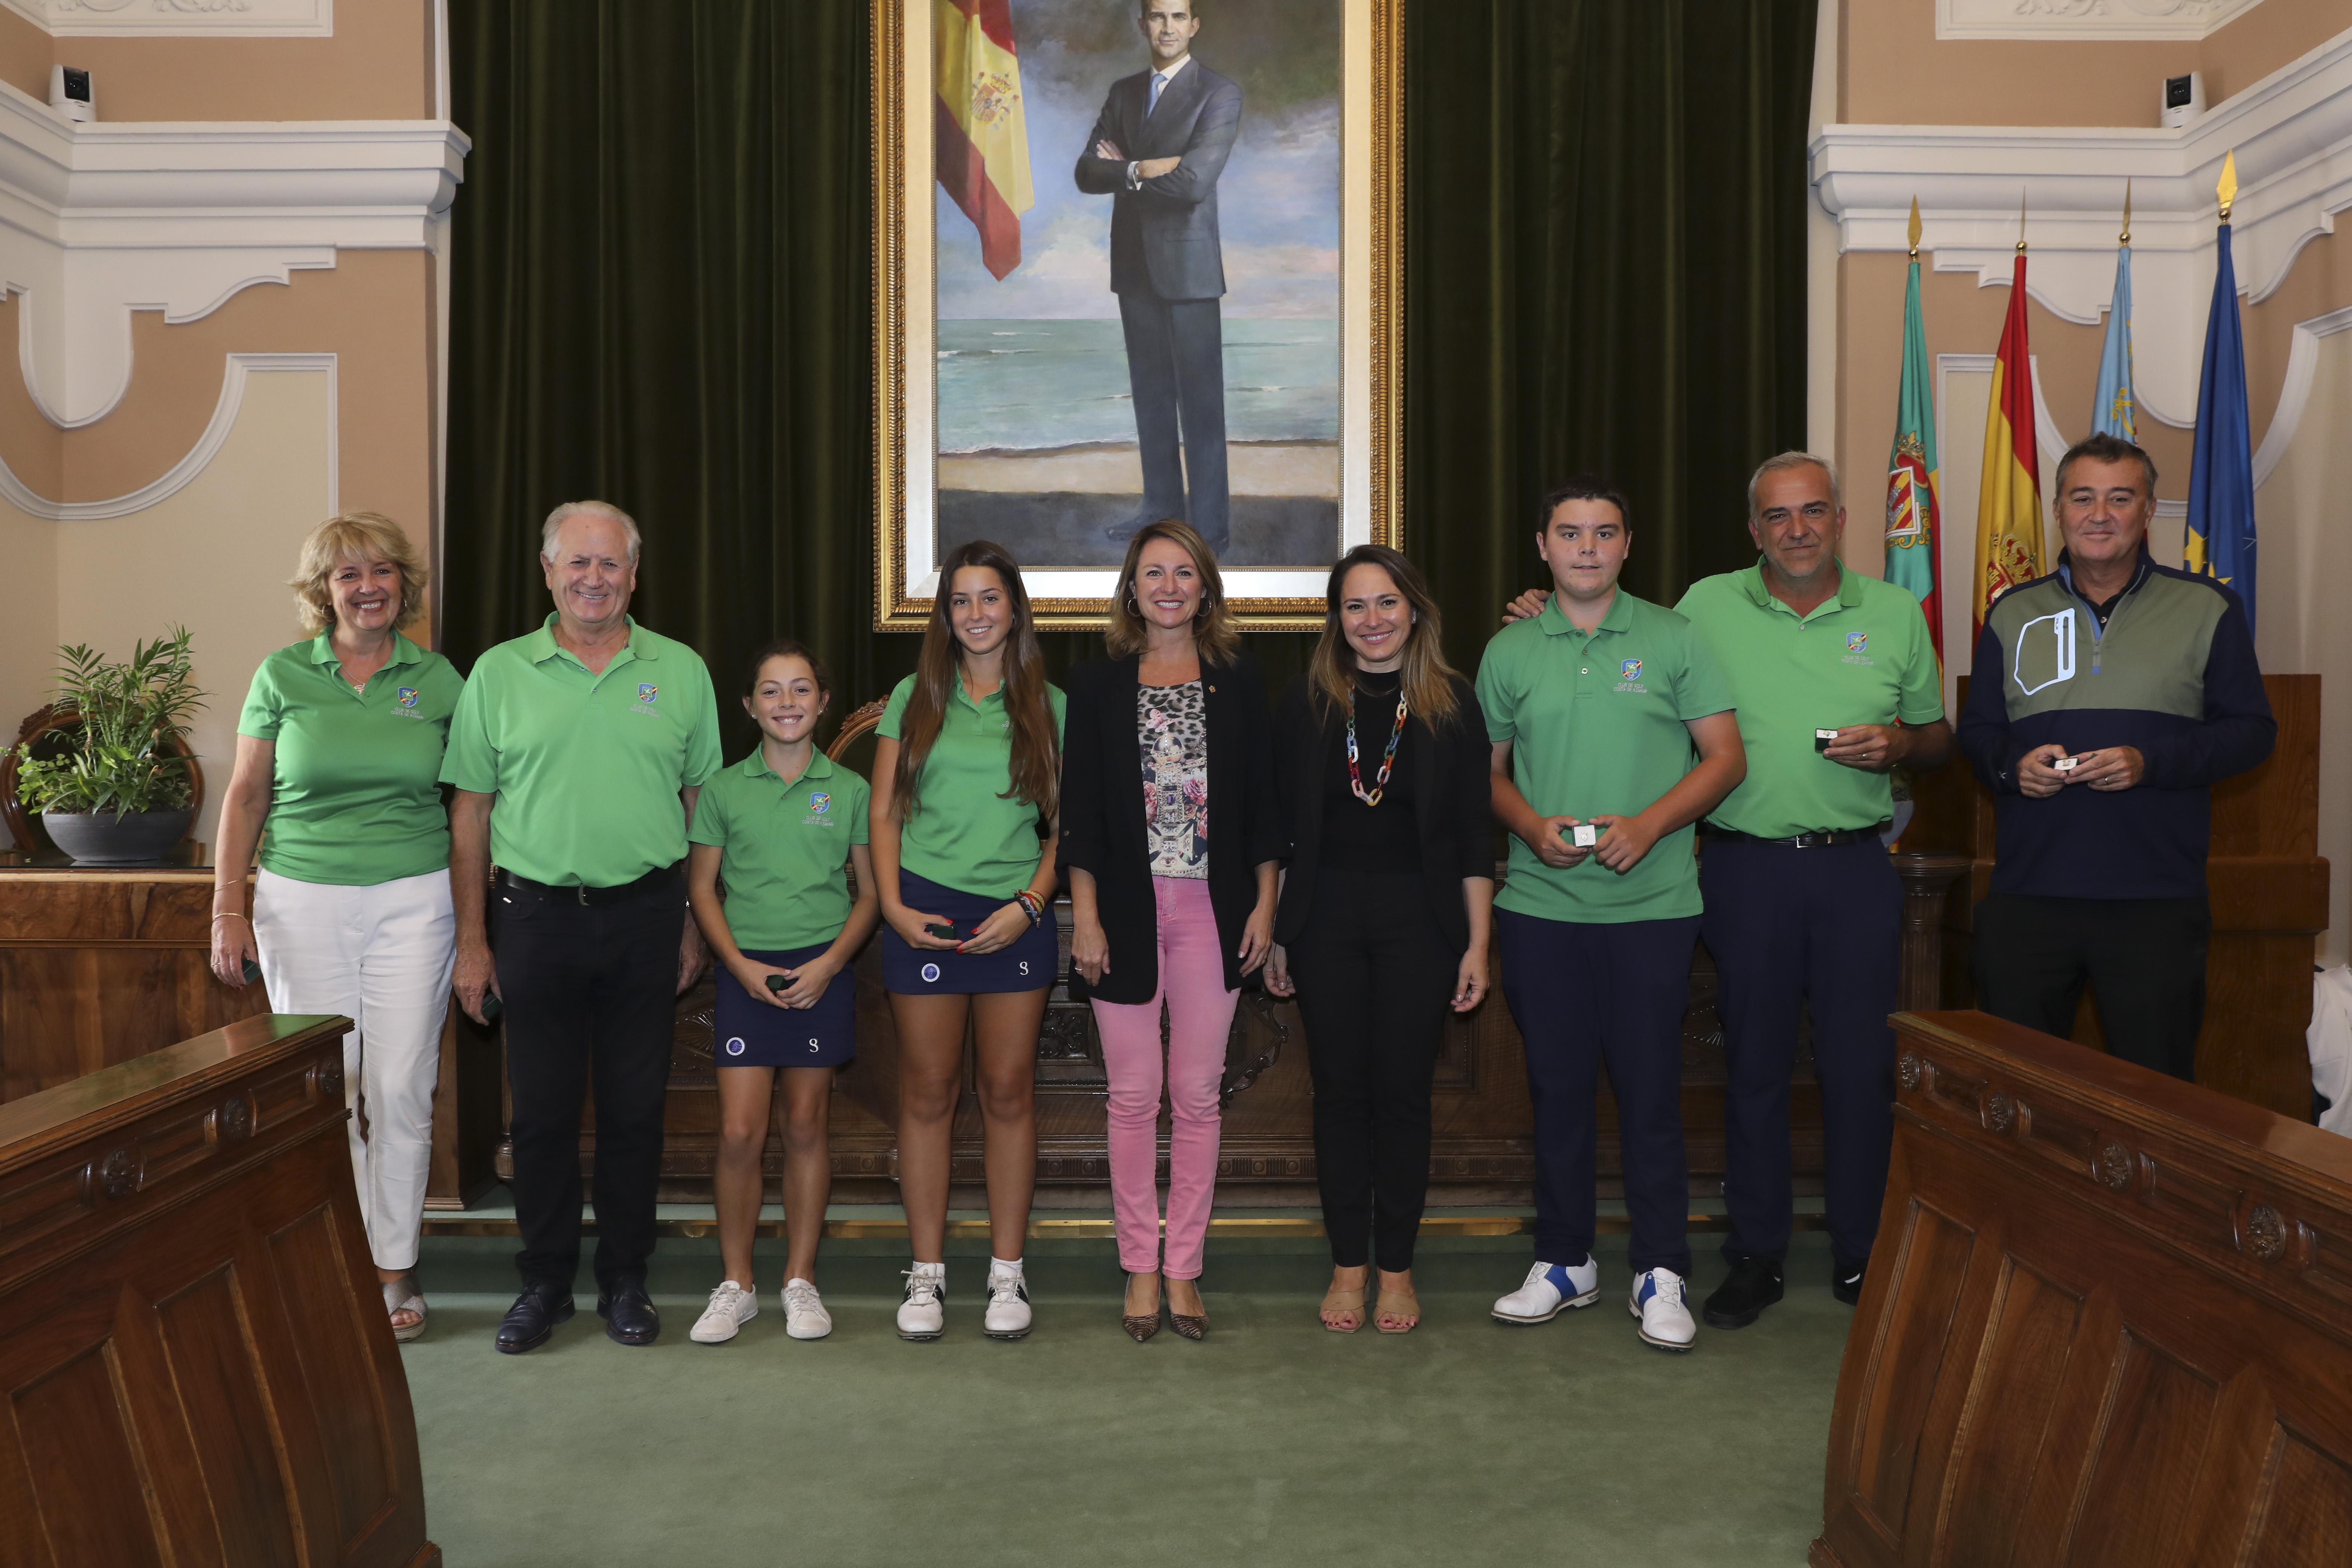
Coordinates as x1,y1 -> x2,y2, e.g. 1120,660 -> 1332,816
1346,684 -> 1408,806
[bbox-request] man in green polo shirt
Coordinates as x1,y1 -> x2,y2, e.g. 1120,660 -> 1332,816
1676,453 -> 1948,1330
441,499 -> 722,1354
1479,475 -> 1745,1352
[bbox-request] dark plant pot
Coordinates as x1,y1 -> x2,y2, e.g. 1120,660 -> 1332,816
40,808 -> 194,865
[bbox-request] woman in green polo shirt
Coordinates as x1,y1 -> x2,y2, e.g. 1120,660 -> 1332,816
684,640 -> 877,1346
870,539 -> 1066,1343
208,512 -> 463,1344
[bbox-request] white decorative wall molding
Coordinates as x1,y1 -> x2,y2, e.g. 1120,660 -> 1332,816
0,79 -> 465,425
1935,352 -> 2071,469
0,0 -> 331,38
0,350 -> 335,520
1938,0 -> 2268,43
2253,304 -> 2352,489
1815,26 -> 2352,431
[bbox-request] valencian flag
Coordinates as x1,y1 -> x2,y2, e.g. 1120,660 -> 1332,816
936,0 -> 1035,280
1884,202 -> 1943,663
1972,249 -> 2044,638
2091,187 -> 2136,441
2185,151 -> 2257,632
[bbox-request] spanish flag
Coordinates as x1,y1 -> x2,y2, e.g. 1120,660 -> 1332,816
1973,253 -> 2044,638
936,0 -> 1033,281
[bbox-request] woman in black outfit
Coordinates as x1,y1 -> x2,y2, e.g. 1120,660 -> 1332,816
1264,544 -> 1494,1335
1062,519 -> 1281,1343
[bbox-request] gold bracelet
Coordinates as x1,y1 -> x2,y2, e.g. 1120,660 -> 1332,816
210,912 -> 250,924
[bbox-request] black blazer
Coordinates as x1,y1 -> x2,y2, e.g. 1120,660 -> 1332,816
1059,652 -> 1282,1004
1272,673 -> 1493,955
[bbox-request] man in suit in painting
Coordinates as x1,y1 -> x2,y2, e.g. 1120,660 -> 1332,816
1074,0 -> 1242,555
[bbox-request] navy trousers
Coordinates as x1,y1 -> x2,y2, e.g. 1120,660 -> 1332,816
1117,288 -> 1229,553
1700,835 -> 1901,1271
1497,909 -> 1698,1277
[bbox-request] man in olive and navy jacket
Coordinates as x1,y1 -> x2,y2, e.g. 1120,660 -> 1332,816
1957,433 -> 2274,1082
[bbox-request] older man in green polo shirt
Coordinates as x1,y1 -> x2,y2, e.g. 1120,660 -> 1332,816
1678,453 -> 1948,1329
1507,454 -> 1951,1331
441,499 -> 722,1353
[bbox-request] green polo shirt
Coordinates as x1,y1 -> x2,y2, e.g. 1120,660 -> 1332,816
878,674 -> 1066,898
687,748 -> 871,950
1675,561 -> 1944,838
438,614 -> 722,887
236,633 -> 463,886
1476,590 -> 1733,924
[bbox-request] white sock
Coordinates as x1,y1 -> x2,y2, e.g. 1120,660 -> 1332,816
989,1255 -> 1023,1277
911,1260 -> 944,1280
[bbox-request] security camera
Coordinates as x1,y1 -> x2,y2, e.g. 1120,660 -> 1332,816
49,65 -> 93,123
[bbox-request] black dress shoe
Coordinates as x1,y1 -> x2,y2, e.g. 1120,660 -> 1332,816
1702,1256 -> 1785,1330
597,1280 -> 661,1346
1104,512 -> 1154,544
495,1281 -> 575,1354
1832,1258 -> 1868,1307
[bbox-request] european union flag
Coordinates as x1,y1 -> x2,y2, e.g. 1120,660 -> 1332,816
2184,220 -> 2256,632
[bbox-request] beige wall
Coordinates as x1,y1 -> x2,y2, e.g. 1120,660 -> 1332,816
1841,0 -> 2348,125
0,0 -> 433,120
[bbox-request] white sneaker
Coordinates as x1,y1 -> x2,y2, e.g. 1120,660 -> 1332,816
782,1278 -> 832,1340
897,1263 -> 945,1341
1491,1257 -> 1601,1324
688,1280 -> 759,1344
1628,1266 -> 1697,1352
983,1263 -> 1032,1340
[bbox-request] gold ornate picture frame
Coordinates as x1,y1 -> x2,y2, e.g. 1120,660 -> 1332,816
873,0 -> 1401,631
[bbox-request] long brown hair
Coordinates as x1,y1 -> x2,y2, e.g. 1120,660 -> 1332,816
1308,544 -> 1462,727
1102,518 -> 1241,663
892,540 -> 1060,820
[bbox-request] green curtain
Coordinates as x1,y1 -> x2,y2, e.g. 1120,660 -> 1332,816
444,0 -> 1814,757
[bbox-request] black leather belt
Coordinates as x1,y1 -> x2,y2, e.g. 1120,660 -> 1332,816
1704,823 -> 1889,849
496,862 -> 682,906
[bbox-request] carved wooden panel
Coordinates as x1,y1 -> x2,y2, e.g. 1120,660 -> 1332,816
0,1012 -> 438,1568
1814,1009 -> 2352,1568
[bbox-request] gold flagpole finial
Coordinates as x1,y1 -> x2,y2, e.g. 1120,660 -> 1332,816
2217,149 -> 2237,222
2016,188 -> 2028,253
2120,178 -> 2131,245
1907,196 -> 1921,260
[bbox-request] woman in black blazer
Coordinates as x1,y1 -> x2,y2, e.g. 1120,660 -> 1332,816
1264,544 -> 1494,1335
1061,520 -> 1281,1343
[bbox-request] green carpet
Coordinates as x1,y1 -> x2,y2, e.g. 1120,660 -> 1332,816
401,1227 -> 1846,1566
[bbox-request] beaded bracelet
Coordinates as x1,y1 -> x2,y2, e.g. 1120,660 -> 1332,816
1014,889 -> 1044,925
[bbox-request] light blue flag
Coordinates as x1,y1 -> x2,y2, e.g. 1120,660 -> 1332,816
2091,243 -> 2135,441
2184,222 -> 2256,632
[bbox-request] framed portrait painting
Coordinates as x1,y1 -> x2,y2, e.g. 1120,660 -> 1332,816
873,0 -> 1402,630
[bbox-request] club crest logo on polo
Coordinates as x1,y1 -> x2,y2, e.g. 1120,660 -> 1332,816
1846,632 -> 1867,654
1613,657 -> 1649,694
1619,658 -> 1643,681
397,686 -> 419,707
809,792 -> 831,814
637,683 -> 658,704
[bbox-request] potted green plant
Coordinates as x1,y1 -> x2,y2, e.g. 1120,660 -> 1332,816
11,628 -> 206,864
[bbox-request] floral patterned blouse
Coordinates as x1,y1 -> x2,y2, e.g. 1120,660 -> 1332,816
1138,679 -> 1209,877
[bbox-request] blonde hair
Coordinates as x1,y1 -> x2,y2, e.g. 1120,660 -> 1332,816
289,512 -> 428,635
1102,518 -> 1240,663
1309,545 -> 1462,728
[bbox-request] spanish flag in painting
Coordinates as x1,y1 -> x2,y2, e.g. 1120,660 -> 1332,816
936,0 -> 1034,280
1884,243 -> 1943,664
1972,253 -> 2044,640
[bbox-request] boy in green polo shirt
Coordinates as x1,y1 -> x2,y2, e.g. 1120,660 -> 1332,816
684,642 -> 877,1346
1476,476 -> 1745,1353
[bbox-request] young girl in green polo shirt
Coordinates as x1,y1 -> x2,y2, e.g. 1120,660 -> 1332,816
684,640 -> 877,1344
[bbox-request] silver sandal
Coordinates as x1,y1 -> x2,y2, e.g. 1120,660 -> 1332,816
382,1276 -> 427,1343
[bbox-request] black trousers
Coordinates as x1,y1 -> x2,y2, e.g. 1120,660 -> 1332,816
495,868 -> 684,1292
1701,836 -> 1903,1271
1287,868 -> 1458,1271
1117,288 -> 1229,553
1497,910 -> 1697,1277
1971,892 -> 2209,1082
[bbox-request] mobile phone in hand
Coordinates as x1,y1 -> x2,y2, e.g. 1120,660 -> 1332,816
241,957 -> 262,984
925,919 -> 978,944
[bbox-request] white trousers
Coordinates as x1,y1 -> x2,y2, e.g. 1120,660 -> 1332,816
253,866 -> 456,1272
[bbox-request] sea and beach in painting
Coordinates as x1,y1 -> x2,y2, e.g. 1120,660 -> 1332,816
934,0 -> 1341,570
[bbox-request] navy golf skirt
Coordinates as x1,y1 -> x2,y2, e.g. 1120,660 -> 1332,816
713,942 -> 857,1067
881,870 -> 1058,995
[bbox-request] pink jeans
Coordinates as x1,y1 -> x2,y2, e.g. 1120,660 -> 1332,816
1091,875 -> 1238,1278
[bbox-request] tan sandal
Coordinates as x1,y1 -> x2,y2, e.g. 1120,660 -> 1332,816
1373,1286 -> 1420,1334
382,1276 -> 427,1344
1320,1281 -> 1367,1333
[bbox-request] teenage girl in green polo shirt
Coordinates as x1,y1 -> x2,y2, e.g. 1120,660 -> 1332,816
684,641 -> 877,1346
209,512 -> 462,1347
870,540 -> 1066,1342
